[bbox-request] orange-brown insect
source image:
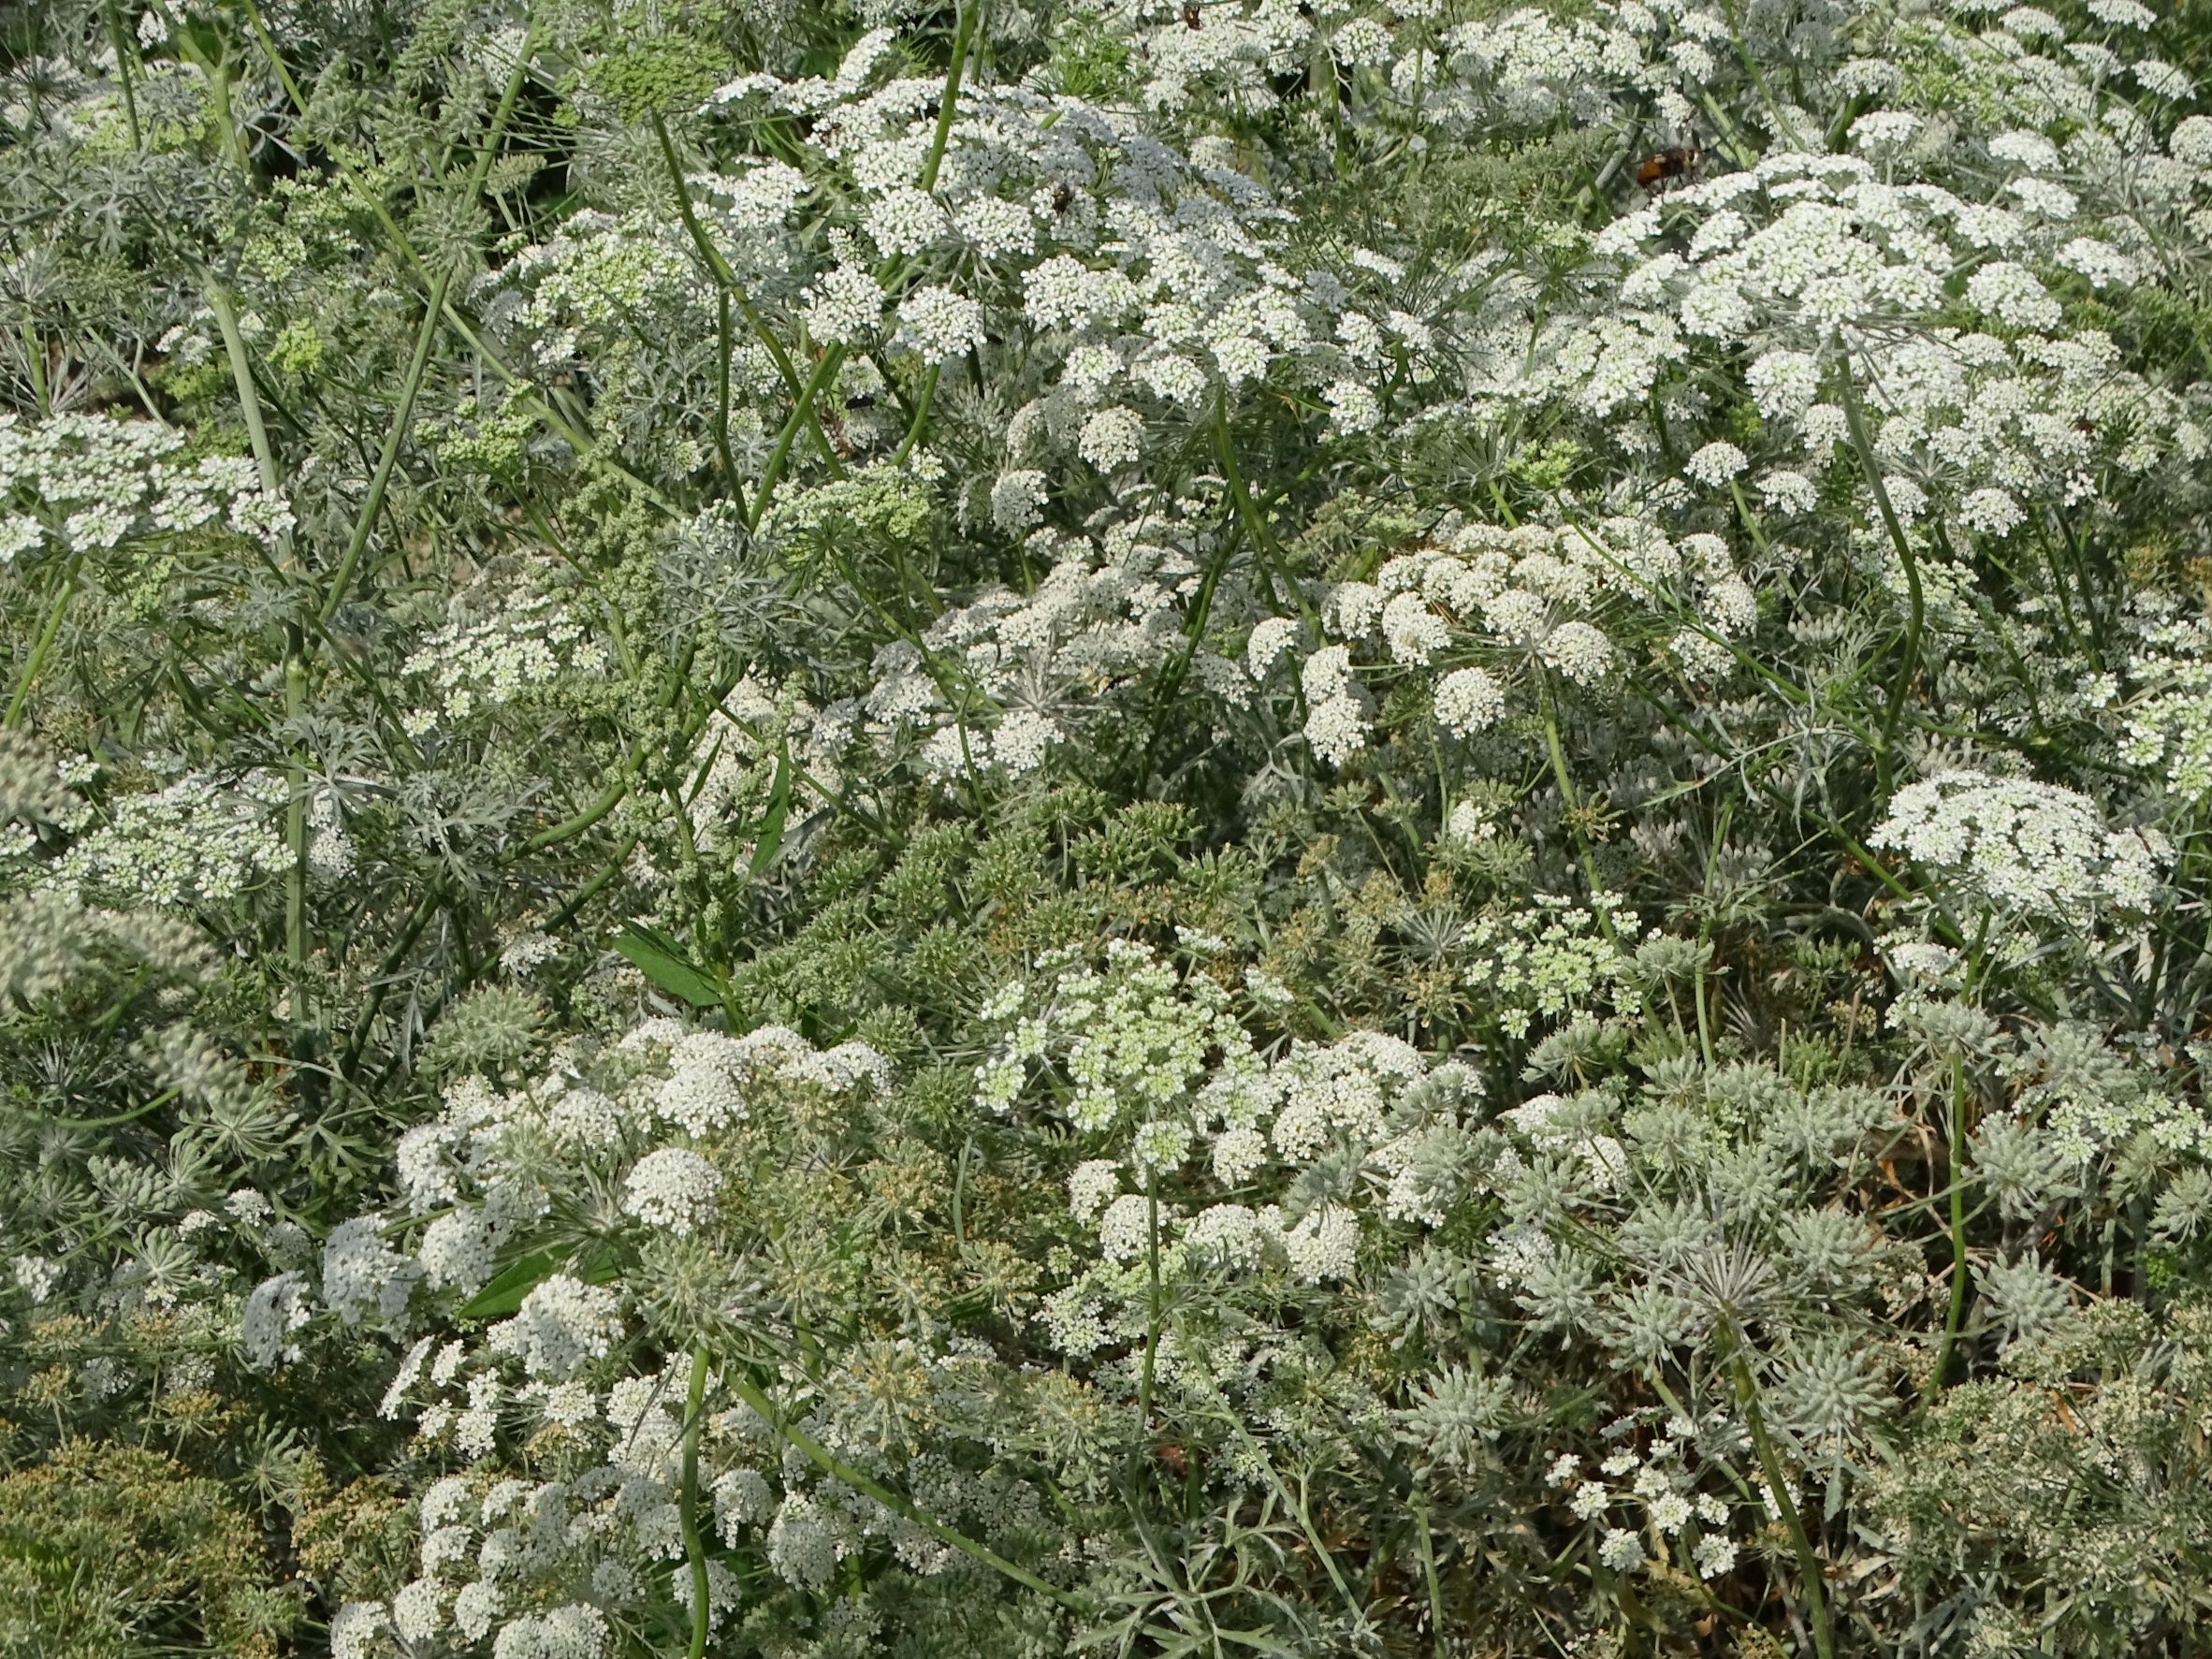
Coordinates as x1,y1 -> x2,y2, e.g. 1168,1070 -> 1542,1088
1154,1441 -> 1189,1477
1636,143 -> 1700,192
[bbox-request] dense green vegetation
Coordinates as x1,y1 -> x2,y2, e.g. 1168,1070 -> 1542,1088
7,0 -> 2212,1654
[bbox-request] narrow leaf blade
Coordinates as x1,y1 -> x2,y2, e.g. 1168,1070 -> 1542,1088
749,755 -> 791,878
458,1246 -> 559,1319
613,923 -> 721,1008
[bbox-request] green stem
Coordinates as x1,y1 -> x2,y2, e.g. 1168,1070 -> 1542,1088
1727,1336 -> 1835,1659
103,0 -> 142,148
725,1371 -> 1085,1611
321,283 -> 440,614
338,880 -> 448,1077
206,284 -> 291,556
5,550 -> 81,726
1212,401 -> 1310,621
319,26 -> 536,626
749,345 -> 847,531
741,5 -> 974,526
4,1086 -> 178,1129
650,113 -> 738,487
1694,795 -> 1733,1069
1411,1490 -> 1447,1659
918,3 -> 979,196
893,363 -> 940,464
20,324 -> 48,417
516,756 -> 639,857
238,5 -> 681,520
866,0 -> 975,473
1132,1173 -> 1163,1483
284,642 -> 309,1022
1538,685 -> 1610,920
1930,1053 -> 1971,1391
1837,353 -> 1921,791
209,56 -> 252,174
680,1345 -> 712,1659
544,834 -> 639,934
213,264 -> 315,1049
1727,477 -> 1773,557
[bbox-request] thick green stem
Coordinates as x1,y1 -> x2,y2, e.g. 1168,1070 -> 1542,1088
1536,681 -> 1650,1023
338,880 -> 448,1077
206,285 -> 291,555
1129,1172 -> 1163,1492
650,113 -> 738,486
1411,1490 -> 1448,1659
211,281 -> 313,1046
1728,1338 -> 1835,1659
319,272 -> 444,619
869,1 -> 975,469
103,0 -> 142,148
1212,402 -> 1310,621
647,113 -> 834,473
918,3 -> 979,196
208,56 -> 253,174
1930,1054 -> 1972,1391
745,4 -> 974,526
893,363 -> 940,463
680,1345 -> 712,1659
1692,795 -> 1734,1068
240,6 -> 680,518
749,345 -> 847,531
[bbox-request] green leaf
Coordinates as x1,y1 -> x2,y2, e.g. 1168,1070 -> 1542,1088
459,1244 -> 620,1320
749,753 -> 792,878
458,1246 -> 560,1319
614,922 -> 721,1008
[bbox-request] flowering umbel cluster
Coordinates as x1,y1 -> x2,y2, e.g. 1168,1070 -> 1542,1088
5,2 -> 2212,1657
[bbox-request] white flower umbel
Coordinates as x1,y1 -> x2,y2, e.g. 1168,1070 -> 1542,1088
486,1273 -> 621,1380
622,1146 -> 723,1235
1873,771 -> 2168,928
1433,666 -> 1505,735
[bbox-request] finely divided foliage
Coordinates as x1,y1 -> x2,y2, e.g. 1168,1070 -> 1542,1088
5,0 -> 2212,1655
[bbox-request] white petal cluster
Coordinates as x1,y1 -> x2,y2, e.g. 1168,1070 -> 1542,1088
804,262 -> 888,343
895,284 -> 987,364
1272,517 -> 1739,755
0,411 -> 293,557
241,1272 -> 311,1368
1873,771 -> 2168,925
50,770 -> 289,909
488,1273 -> 622,1380
1078,406 -> 1145,473
400,569 -> 609,731
621,1146 -> 722,1235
